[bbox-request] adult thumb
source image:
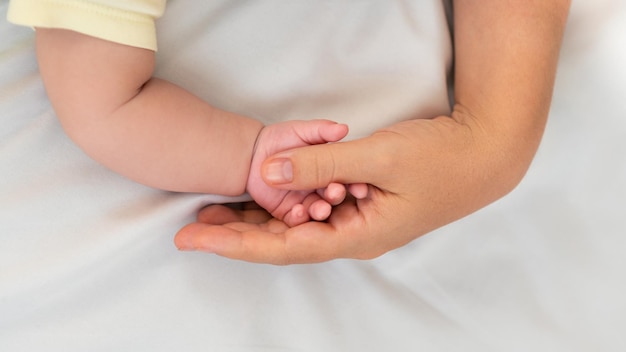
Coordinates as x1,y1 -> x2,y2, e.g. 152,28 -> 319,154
261,137 -> 383,191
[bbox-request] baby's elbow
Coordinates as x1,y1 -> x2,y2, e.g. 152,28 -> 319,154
55,108 -> 103,150
36,27 -> 154,154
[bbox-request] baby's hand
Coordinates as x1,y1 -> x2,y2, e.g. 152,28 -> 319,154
246,120 -> 362,227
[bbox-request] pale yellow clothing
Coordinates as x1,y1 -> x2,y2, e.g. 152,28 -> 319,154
7,0 -> 166,50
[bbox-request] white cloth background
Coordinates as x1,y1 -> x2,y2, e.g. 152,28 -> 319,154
1,0 -> 625,351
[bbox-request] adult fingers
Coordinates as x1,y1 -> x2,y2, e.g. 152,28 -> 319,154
175,197 -> 398,264
261,135 -> 392,191
196,204 -> 272,225
175,221 -> 340,265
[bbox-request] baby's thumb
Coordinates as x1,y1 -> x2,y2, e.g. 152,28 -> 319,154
261,139 -> 378,191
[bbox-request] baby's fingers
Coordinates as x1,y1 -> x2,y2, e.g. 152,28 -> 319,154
317,182 -> 347,206
282,192 -> 333,227
282,204 -> 310,228
348,183 -> 369,199
308,199 -> 332,222
293,120 -> 349,145
317,121 -> 349,143
316,182 -> 368,204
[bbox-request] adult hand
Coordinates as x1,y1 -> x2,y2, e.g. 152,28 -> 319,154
174,113 -> 516,264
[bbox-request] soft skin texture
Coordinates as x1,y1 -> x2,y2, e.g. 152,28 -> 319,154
35,29 -> 352,226
247,121 -> 356,226
174,0 -> 572,264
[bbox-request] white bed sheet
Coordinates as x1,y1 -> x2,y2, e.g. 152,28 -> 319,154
1,0 -> 625,351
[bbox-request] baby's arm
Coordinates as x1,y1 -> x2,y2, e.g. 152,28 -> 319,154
36,28 -> 262,195
37,28 -> 360,223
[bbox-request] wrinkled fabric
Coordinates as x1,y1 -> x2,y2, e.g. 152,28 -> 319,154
1,0 -> 625,351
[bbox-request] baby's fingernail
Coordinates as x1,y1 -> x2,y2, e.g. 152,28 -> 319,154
264,158 -> 293,184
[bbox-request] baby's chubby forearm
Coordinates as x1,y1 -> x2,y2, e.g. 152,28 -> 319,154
36,28 -> 262,194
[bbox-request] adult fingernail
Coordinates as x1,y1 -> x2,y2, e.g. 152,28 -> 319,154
175,234 -> 195,251
264,158 -> 293,184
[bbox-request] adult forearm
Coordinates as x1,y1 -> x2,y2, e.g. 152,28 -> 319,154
451,0 -> 571,193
